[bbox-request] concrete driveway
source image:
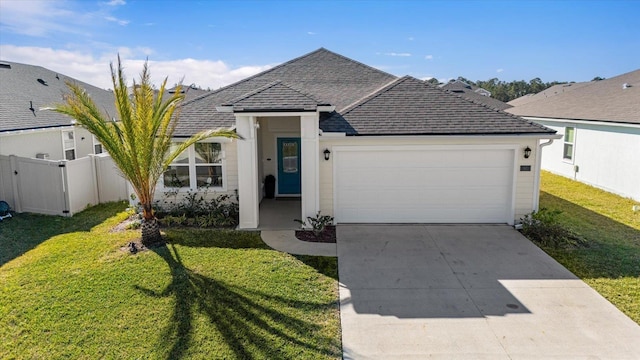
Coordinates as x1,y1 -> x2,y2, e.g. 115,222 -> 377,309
337,225 -> 640,359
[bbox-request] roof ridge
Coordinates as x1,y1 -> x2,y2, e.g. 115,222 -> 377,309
317,48 -> 397,79
180,48 -> 396,107
338,76 -> 410,114
343,75 -> 550,132
438,86 -> 553,132
223,80 -> 282,105
223,80 -> 325,106
181,50 -> 328,106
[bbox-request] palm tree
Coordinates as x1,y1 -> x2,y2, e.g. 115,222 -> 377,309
53,57 -> 238,246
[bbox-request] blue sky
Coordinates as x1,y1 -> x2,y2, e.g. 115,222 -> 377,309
1,0 -> 638,90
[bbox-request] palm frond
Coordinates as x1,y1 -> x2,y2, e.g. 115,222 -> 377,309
50,55 -> 238,219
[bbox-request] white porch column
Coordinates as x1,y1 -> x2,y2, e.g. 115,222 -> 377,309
236,115 -> 259,229
300,114 -> 320,222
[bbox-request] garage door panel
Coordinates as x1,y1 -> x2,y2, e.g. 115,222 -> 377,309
340,168 -> 511,188
338,187 -> 509,207
335,148 -> 514,223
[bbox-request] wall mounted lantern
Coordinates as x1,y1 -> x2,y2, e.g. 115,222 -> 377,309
524,146 -> 532,159
323,148 -> 331,161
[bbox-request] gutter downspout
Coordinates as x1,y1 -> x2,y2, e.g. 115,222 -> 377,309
533,139 -> 555,211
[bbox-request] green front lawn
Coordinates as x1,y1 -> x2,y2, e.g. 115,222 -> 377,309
0,202 -> 340,359
539,171 -> 640,324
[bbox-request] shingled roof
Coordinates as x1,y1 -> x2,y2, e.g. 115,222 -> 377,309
322,76 -> 553,135
506,82 -> 591,107
221,81 -> 328,112
506,69 -> 640,124
176,48 -> 555,137
0,60 -> 115,132
175,48 -> 396,136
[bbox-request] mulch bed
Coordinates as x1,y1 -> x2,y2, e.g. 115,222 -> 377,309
295,225 -> 336,243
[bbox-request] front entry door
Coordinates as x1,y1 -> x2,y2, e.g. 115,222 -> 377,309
277,137 -> 301,195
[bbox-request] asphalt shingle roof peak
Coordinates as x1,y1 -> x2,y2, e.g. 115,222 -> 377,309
180,48 -> 395,108
174,48 -> 397,136
222,81 -> 327,112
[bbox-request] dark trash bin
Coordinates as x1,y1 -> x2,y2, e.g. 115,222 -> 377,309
265,175 -> 275,199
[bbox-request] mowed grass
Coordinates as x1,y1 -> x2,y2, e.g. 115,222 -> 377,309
0,202 -> 341,359
539,171 -> 640,324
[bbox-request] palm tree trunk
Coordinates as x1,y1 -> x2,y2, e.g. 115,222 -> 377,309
141,204 -> 163,246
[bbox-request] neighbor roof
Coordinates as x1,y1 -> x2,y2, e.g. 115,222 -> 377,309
177,48 -> 555,137
506,70 -> 640,124
0,60 -> 116,133
506,82 -> 591,107
322,76 -> 552,135
441,80 -> 512,111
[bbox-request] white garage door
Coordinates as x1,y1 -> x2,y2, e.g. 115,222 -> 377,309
334,147 -> 515,223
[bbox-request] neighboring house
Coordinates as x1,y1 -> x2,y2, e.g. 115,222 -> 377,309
507,81 -> 591,107
166,84 -> 210,102
441,80 -> 512,110
169,48 -> 558,228
0,60 -> 116,160
506,70 -> 640,201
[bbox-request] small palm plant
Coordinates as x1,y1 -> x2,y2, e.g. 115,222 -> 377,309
53,57 -> 238,246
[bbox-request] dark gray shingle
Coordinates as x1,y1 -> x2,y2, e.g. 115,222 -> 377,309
322,76 -> 554,135
0,61 -> 115,132
222,81 -> 326,112
174,48 -> 397,136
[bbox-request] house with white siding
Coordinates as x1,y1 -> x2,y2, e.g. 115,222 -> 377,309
168,48 -> 559,228
507,69 -> 640,201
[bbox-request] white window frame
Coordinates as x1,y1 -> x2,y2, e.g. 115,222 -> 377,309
162,141 -> 227,191
562,126 -> 576,163
93,135 -> 104,154
62,130 -> 76,160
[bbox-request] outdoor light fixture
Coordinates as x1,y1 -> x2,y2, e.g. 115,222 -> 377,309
524,146 -> 532,159
323,148 -> 331,161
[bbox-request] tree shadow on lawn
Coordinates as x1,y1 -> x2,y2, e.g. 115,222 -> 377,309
0,201 -> 125,266
539,192 -> 640,279
163,228 -> 271,250
135,244 -> 340,360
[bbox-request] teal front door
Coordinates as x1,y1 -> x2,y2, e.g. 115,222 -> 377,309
277,137 -> 301,195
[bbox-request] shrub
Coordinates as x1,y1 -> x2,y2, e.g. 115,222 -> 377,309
295,212 -> 334,237
151,189 -> 239,228
519,208 -> 585,249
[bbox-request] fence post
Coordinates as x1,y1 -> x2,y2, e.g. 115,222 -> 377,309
9,155 -> 22,213
60,160 -> 71,217
88,154 -> 100,204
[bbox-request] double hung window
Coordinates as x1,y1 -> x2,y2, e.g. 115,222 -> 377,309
163,142 -> 224,189
563,127 -> 575,162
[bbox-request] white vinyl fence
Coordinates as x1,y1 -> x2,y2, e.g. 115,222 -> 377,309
0,154 -> 128,216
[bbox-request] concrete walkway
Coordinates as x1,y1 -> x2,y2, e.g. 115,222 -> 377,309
338,224 -> 640,359
260,230 -> 337,256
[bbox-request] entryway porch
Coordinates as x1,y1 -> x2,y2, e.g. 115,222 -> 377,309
258,197 -> 301,230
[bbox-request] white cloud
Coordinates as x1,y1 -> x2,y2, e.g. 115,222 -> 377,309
425,55 -> 433,60
307,31 -> 317,35
105,16 -> 130,26
0,0 -> 86,36
104,0 -> 126,5
383,52 -> 411,57
408,37 -> 414,41
497,68 -> 504,73
0,0 -> 129,37
0,45 -> 274,90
